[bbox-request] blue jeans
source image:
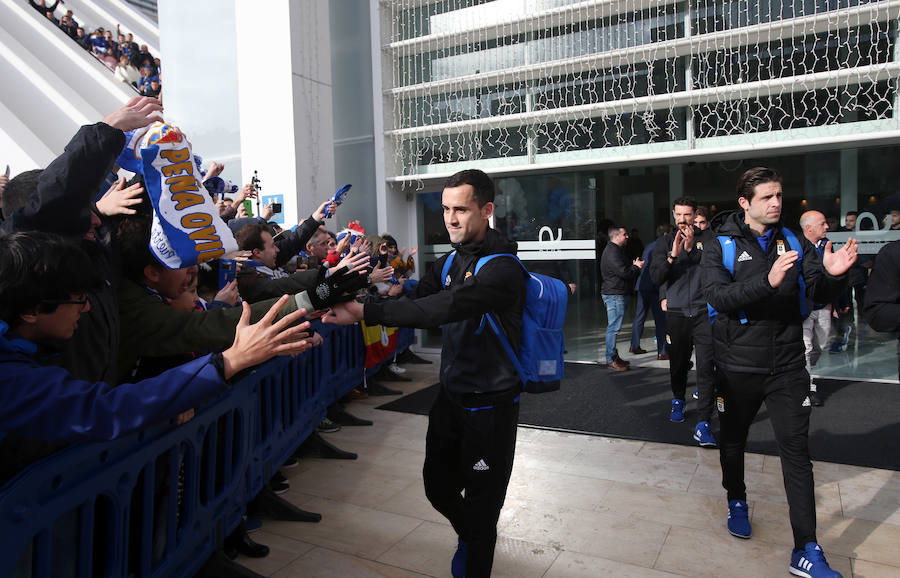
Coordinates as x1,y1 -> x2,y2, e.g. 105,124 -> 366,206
602,294 -> 628,364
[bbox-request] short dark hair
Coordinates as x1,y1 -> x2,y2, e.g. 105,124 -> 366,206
672,197 -> 697,211
2,169 -> 42,219
737,167 -> 782,202
234,223 -> 269,254
117,216 -> 158,282
695,206 -> 709,218
443,169 -> 495,207
845,210 -> 858,217
0,232 -> 100,327
608,225 -> 624,238
380,233 -> 398,249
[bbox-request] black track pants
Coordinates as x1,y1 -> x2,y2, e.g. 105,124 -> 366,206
717,368 -> 817,550
666,312 -> 715,422
423,387 -> 519,578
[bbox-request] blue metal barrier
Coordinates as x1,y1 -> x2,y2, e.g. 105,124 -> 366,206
0,323 -> 371,578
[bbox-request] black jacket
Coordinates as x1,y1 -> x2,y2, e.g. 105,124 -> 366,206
600,242 -> 639,295
237,267 -> 319,304
650,226 -> 713,316
364,228 -> 526,403
702,213 -> 847,375
862,240 -> 900,378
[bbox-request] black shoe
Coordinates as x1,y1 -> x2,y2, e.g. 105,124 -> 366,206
316,417 -> 341,433
397,349 -> 432,364
368,381 -> 403,396
225,531 -> 270,559
629,347 -> 648,354
613,354 -> 631,366
809,391 -> 823,406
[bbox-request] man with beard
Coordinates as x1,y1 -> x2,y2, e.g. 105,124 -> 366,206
703,167 -> 856,578
324,169 -> 526,578
651,197 -> 717,446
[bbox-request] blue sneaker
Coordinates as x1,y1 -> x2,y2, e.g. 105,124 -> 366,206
669,398 -> 685,423
790,542 -> 842,577
693,421 -> 717,447
451,537 -> 467,578
727,500 -> 751,538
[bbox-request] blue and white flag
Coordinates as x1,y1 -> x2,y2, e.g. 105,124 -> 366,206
126,122 -> 237,268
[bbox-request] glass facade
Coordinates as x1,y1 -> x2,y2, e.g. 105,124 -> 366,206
382,0 -> 900,381
417,143 -> 900,381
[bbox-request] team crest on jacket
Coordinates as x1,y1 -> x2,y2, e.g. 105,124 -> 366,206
777,239 -> 786,255
465,271 -> 473,280
717,396 -> 725,413
696,241 -> 703,250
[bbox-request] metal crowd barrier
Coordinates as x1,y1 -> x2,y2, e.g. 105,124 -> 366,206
0,322 -> 417,578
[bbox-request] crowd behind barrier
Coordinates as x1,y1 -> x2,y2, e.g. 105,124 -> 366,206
0,321 -> 413,578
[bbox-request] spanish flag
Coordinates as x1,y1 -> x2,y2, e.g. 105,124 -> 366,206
361,322 -> 398,368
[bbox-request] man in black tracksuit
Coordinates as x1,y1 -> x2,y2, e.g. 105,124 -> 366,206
325,169 -> 526,578
650,197 -> 716,445
703,167 -> 855,578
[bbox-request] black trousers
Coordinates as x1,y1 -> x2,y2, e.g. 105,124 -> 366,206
666,312 -> 715,422
423,387 -> 519,578
717,368 -> 817,550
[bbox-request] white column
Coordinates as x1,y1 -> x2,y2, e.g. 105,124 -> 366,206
234,0 -> 335,226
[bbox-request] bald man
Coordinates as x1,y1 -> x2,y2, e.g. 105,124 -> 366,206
800,211 -> 831,406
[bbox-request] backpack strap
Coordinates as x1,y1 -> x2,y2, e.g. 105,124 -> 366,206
781,228 -> 807,318
440,250 -> 457,289
716,236 -> 748,325
472,253 -> 530,387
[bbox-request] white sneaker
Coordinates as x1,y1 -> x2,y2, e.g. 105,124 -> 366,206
389,363 -> 407,374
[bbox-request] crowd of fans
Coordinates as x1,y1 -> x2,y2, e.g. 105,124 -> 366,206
29,0 -> 162,97
0,96 -> 430,571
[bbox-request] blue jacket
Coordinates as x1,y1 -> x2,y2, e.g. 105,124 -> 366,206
0,322 -> 228,444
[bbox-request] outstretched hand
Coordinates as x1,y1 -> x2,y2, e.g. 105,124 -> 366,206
822,238 -> 858,277
323,301 -> 364,325
221,296 -> 311,378
96,177 -> 144,216
102,96 -> 163,132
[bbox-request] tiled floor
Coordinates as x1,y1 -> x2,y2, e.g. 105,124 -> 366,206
235,354 -> 900,577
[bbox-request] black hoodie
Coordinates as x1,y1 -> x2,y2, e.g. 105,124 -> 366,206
364,228 -> 526,403
702,213 -> 847,375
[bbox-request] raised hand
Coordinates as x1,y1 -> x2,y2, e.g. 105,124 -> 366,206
822,238 -> 858,277
221,296 -> 311,378
322,301 -> 364,325
214,279 -> 240,306
96,177 -> 144,216
102,96 -> 163,131
369,263 -> 394,284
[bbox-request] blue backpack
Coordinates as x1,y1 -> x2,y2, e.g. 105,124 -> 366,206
441,252 -> 568,393
707,228 -> 806,324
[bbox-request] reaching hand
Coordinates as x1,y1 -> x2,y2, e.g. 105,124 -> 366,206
408,247 -> 418,258
308,266 -> 367,310
237,183 -> 257,203
221,296 -> 311,378
767,250 -> 799,288
214,280 -> 240,306
96,177 -> 144,216
313,199 -> 337,222
205,161 -> 224,180
261,202 -> 275,221
333,249 -> 371,275
322,301 -> 365,325
671,229 -> 684,258
369,263 -> 394,285
633,257 -> 645,269
822,238 -> 858,277
102,96 -> 163,131
236,202 -> 249,219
